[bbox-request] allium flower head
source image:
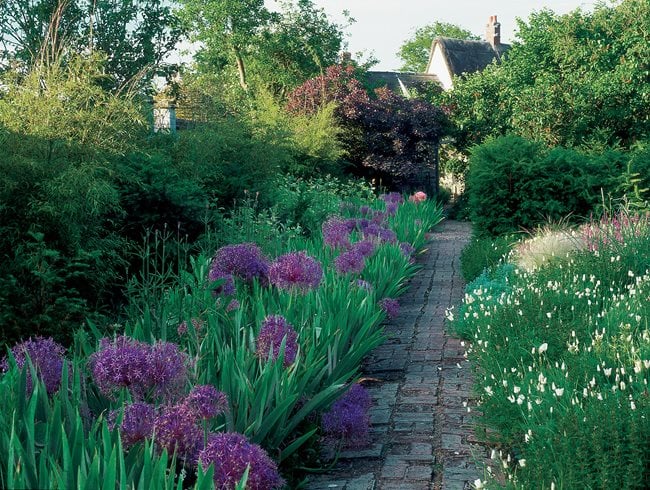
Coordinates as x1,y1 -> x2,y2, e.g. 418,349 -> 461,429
379,298 -> 400,320
209,243 -> 270,283
322,217 -> 351,249
269,251 -> 323,292
362,223 -> 397,244
0,336 -> 67,395
89,336 -> 188,401
351,240 -> 376,258
334,249 -> 366,275
208,269 -> 236,296
400,242 -> 416,262
256,315 -> 299,366
177,318 -> 204,336
322,384 -> 372,445
355,279 -> 373,291
109,402 -> 155,448
226,299 -> 240,312
199,432 -> 284,490
344,218 -> 359,232
380,192 -> 404,205
148,341 -> 190,400
385,201 -> 399,216
183,385 -> 228,419
154,404 -> 203,463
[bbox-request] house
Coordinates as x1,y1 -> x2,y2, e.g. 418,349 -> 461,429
425,15 -> 510,90
364,71 -> 440,98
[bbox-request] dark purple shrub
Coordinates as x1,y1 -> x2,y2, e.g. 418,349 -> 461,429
268,251 -> 323,292
334,249 -> 366,275
322,217 -> 351,249
256,315 -> 299,367
198,432 -> 284,490
379,298 -> 400,320
0,336 -> 67,395
322,384 -> 372,446
210,243 -> 270,284
109,402 -> 155,448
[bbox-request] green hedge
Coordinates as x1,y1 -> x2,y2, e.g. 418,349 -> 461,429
466,135 -> 648,236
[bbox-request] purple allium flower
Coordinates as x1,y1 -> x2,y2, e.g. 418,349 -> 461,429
399,242 -> 416,261
198,432 -> 284,490
322,217 -> 351,249
322,384 -> 372,445
154,404 -> 204,463
351,240 -> 376,258
334,249 -> 366,275
344,218 -> 359,232
371,211 -> 387,225
226,299 -> 240,312
355,279 -> 373,291
378,298 -> 400,320
183,385 -> 228,420
256,315 -> 299,367
268,251 -> 323,292
148,341 -> 190,401
379,192 -> 404,205
89,336 -> 188,401
109,402 -> 155,448
209,269 -> 236,296
89,336 -> 150,398
0,337 -> 67,395
385,201 -> 399,216
362,223 -> 397,244
210,243 -> 270,285
177,318 -> 205,336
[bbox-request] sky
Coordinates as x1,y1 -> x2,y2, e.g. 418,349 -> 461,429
267,0 -> 601,71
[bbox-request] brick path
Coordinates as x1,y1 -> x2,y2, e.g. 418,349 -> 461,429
307,219 -> 486,490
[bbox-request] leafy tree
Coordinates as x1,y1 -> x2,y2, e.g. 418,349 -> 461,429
0,0 -> 180,89
444,0 -> 650,151
0,56 -> 145,344
252,0 -> 346,97
398,21 -> 479,72
180,0 -> 346,96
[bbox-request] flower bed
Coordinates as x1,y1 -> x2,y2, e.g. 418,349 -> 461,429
0,191 -> 443,489
452,210 -> 650,489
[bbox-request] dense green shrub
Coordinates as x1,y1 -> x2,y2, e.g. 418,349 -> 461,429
460,234 -> 516,283
466,135 -> 634,236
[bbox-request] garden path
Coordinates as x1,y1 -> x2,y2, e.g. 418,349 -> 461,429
307,219 -> 486,490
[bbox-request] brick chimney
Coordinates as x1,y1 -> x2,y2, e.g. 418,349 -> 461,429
485,15 -> 501,49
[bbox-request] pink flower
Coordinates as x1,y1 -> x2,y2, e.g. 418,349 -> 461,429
409,191 -> 427,204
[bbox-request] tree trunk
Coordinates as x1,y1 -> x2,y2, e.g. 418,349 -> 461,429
234,48 -> 248,90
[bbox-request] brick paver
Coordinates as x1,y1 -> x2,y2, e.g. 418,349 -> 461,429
308,220 -> 485,490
